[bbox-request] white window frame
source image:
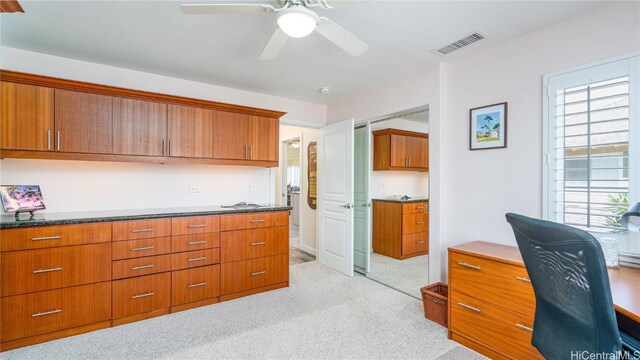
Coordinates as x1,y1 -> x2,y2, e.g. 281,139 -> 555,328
543,53 -> 640,265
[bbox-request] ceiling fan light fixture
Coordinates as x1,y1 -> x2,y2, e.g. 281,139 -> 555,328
277,6 -> 318,38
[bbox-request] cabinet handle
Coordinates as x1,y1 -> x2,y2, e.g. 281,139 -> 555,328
408,157 -> 411,166
416,241 -> 425,244
516,323 -> 533,332
162,139 -> 165,156
516,276 -> 531,283
47,130 -> 51,150
415,221 -> 424,224
245,145 -> 248,160
131,246 -> 154,252
131,264 -> 154,270
187,224 -> 207,228
250,219 -> 266,223
188,282 -> 207,288
168,140 -> 171,156
187,256 -> 206,262
32,267 -> 63,274
415,206 -> 424,210
187,240 -> 207,245
32,309 -> 62,317
251,271 -> 266,276
31,235 -> 62,241
457,302 -> 481,313
250,241 -> 266,246
457,262 -> 481,270
250,145 -> 253,160
57,131 -> 60,151
131,228 -> 154,233
405,157 -> 408,167
132,292 -> 154,299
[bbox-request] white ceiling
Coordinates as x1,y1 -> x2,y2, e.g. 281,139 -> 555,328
1,1 -> 607,104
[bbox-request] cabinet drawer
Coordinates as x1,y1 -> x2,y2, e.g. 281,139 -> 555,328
112,254 -> 172,280
112,219 -> 171,241
402,213 -> 428,234
172,265 -> 220,306
171,248 -> 220,271
171,216 -> 219,235
402,202 -> 428,214
112,273 -> 170,319
1,243 -> 111,297
0,223 -> 112,252
220,226 -> 288,262
221,254 -> 288,295
220,211 -> 288,231
449,252 -> 535,317
1,282 -> 111,342
401,232 -> 428,255
112,237 -> 171,260
171,233 -> 219,253
450,290 -> 543,359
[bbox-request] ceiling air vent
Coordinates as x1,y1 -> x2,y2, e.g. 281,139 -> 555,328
432,32 -> 487,56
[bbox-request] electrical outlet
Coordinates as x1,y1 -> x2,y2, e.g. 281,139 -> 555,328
248,184 -> 257,192
380,183 -> 385,190
189,185 -> 201,193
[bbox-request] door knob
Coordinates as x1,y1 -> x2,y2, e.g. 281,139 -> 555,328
340,203 -> 352,209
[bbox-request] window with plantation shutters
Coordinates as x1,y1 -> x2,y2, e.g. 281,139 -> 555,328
544,55 -> 639,258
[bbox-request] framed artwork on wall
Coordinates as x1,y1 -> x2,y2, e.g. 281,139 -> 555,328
470,102 -> 508,150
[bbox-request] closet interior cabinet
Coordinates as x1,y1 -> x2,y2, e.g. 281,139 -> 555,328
112,98 -> 167,157
167,105 -> 215,159
373,128 -> 429,172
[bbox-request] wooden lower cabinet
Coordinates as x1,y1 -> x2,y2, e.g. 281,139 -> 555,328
221,254 -> 288,295
171,248 -> 220,271
171,265 -> 220,307
112,254 -> 173,280
112,273 -> 171,320
220,226 -> 288,262
372,200 -> 428,260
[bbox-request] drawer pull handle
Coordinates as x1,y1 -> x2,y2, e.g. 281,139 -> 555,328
187,240 -> 207,245
250,219 -> 266,223
415,206 -> 424,210
457,262 -> 481,270
188,256 -> 207,262
131,228 -> 154,233
131,246 -> 155,252
250,242 -> 266,246
516,323 -> 533,332
415,241 -> 425,244
415,221 -> 425,224
251,271 -> 267,276
516,276 -> 531,283
457,302 -> 481,313
132,292 -> 154,299
33,267 -> 63,274
31,235 -> 62,241
188,282 -> 207,288
32,309 -> 62,317
187,224 -> 207,228
131,264 -> 155,270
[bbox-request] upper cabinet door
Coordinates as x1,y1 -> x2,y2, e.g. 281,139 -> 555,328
407,136 -> 428,169
167,105 -> 215,158
113,98 -> 167,156
0,82 -> 54,151
213,111 -> 248,160
55,90 -> 113,154
389,134 -> 408,167
248,116 -> 278,162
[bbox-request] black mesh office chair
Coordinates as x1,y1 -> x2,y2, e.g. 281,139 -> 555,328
505,213 -> 639,359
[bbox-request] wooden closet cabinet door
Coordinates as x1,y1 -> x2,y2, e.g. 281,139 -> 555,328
54,90 -> 113,154
167,105 -> 215,158
0,82 -> 54,151
248,116 -> 278,161
213,111 -> 248,160
389,134 -> 408,167
407,136 -> 428,169
113,98 -> 167,156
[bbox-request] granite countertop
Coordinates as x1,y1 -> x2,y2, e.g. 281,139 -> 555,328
372,197 -> 429,204
0,204 -> 292,229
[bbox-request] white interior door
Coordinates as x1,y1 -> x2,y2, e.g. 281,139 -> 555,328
317,119 -> 354,276
353,125 -> 371,273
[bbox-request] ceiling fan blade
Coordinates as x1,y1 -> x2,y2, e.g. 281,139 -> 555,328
260,28 -> 288,60
316,17 -> 368,56
180,3 -> 276,14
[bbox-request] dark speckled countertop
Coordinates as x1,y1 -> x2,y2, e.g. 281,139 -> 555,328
372,197 -> 429,204
0,205 -> 292,228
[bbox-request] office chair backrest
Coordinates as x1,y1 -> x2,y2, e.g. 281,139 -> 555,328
505,213 -> 621,359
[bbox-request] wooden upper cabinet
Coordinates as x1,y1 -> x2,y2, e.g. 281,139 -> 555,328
248,116 -> 278,162
113,98 -> 167,156
54,90 -> 113,154
167,105 -> 215,158
373,128 -> 428,171
389,134 -> 408,167
407,136 -> 428,168
0,82 -> 54,151
213,111 -> 248,160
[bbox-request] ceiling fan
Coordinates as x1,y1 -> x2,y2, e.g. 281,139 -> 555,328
180,0 -> 369,60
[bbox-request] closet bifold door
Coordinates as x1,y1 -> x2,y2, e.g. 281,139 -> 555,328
112,98 -> 167,156
213,111 -> 248,160
167,105 -> 215,158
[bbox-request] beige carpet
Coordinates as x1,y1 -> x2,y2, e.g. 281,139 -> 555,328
367,253 -> 429,299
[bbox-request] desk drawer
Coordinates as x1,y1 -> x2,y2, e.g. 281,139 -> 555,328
450,290 -> 542,359
1,243 -> 111,297
172,265 -> 220,306
1,282 -> 111,342
171,249 -> 220,271
112,273 -> 170,319
402,232 -> 428,255
171,233 -> 219,253
0,223 -> 112,252
171,216 -> 219,235
449,252 -> 535,317
402,213 -> 428,234
220,226 -> 288,262
402,202 -> 428,214
220,211 -> 288,231
112,237 -> 171,260
112,219 -> 171,241
112,254 -> 172,280
221,254 -> 288,295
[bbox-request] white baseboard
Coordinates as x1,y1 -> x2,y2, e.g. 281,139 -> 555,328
300,244 -> 317,256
